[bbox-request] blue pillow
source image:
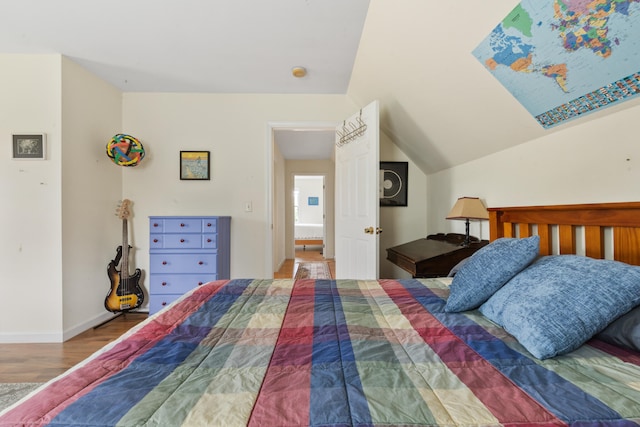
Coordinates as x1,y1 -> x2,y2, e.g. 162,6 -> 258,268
479,255 -> 640,359
444,236 -> 539,312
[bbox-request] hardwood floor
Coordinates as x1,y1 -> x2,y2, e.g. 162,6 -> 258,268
0,249 -> 333,384
274,248 -> 335,279
0,312 -> 147,383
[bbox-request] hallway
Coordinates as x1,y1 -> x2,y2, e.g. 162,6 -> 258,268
274,248 -> 335,279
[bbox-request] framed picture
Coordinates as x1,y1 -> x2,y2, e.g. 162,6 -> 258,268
180,151 -> 210,180
380,161 -> 408,207
12,134 -> 46,160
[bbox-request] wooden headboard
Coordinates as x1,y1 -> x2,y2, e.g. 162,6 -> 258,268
488,202 -> 640,266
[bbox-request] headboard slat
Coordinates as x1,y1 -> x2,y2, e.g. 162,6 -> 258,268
538,225 -> 552,256
558,224 -> 576,254
503,222 -> 515,238
519,223 -> 533,238
584,225 -> 604,259
613,227 -> 640,265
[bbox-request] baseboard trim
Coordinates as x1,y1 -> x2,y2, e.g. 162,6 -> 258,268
0,311 -> 139,343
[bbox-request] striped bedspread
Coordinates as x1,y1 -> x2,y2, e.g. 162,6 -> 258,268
2,278 -> 640,426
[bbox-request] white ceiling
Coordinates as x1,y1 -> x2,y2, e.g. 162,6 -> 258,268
0,0 -> 369,94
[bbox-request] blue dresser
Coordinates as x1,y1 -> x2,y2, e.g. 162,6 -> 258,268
149,216 -> 231,314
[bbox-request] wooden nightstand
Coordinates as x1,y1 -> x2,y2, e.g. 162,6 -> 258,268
386,233 -> 489,278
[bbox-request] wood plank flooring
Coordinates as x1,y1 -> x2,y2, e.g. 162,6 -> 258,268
275,248 -> 335,279
0,249 -> 333,383
0,312 -> 148,383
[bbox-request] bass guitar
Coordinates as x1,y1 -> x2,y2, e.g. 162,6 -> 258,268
104,199 -> 144,312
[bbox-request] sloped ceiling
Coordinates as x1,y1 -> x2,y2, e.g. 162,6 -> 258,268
2,0 -> 639,173
347,0 -> 640,174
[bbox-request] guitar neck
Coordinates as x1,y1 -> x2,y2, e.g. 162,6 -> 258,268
121,218 -> 129,278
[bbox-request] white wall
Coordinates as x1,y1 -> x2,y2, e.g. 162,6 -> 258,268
0,55 -> 123,343
60,57 -> 123,338
0,55 -> 63,341
428,103 -> 640,238
295,176 -> 324,224
121,93 -> 358,290
379,130 -> 428,279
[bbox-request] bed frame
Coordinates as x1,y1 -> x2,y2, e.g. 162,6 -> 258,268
488,201 -> 640,266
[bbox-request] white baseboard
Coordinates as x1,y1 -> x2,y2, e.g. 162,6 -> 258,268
0,331 -> 63,343
0,311 -> 145,343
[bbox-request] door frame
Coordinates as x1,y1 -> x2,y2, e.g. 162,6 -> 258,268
266,121 -> 338,277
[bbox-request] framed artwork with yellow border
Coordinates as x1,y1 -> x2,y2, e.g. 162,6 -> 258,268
180,151 -> 210,180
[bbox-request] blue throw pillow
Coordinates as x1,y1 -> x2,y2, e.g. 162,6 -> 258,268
445,236 -> 539,312
479,255 -> 640,359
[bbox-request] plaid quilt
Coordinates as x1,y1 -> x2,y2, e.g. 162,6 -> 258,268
2,278 -> 640,426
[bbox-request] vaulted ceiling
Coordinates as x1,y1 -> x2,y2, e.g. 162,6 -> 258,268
2,0 -> 638,173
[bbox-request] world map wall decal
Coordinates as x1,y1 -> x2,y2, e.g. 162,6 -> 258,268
473,0 -> 640,128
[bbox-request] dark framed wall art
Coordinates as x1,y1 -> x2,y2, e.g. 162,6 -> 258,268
12,134 -> 46,160
180,151 -> 210,180
380,161 -> 408,207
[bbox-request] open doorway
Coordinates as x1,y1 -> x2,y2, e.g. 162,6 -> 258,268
271,125 -> 336,278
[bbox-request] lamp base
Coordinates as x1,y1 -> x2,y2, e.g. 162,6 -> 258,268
462,219 -> 471,247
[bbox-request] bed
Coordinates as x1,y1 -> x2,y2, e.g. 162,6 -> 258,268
295,223 -> 323,249
2,201 -> 640,426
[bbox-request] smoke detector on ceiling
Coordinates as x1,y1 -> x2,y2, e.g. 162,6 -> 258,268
292,67 -> 307,78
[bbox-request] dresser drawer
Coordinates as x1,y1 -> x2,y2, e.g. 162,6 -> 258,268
150,274 -> 215,293
149,294 -> 183,313
202,234 -> 217,249
149,218 -> 203,234
150,234 -> 216,249
150,253 -> 217,274
202,219 -> 217,233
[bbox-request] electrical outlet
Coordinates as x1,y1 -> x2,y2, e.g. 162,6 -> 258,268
244,201 -> 252,212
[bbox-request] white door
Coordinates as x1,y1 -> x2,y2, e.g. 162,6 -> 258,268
334,101 -> 380,279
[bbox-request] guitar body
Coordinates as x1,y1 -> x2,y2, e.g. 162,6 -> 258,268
104,267 -> 144,313
104,200 -> 145,313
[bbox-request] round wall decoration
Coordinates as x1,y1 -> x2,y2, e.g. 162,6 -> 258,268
106,134 -> 145,167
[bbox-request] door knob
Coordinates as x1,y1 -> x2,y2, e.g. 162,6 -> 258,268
364,226 -> 374,234
376,227 -> 383,234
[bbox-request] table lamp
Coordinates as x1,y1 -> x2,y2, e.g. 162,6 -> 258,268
446,197 -> 489,246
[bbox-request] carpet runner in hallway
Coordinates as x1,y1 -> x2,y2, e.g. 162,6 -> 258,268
294,262 -> 332,279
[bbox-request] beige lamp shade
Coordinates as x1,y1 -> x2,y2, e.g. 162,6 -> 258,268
446,197 -> 489,221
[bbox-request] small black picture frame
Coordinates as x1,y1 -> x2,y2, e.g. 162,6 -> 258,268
180,151 -> 210,180
12,134 -> 46,160
380,161 -> 408,207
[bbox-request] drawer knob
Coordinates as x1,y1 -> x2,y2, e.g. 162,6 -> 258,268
162,282 -> 167,286
180,223 -> 185,227
180,239 -> 185,243
198,261 -> 204,265
162,261 -> 167,265
207,238 -> 212,243
198,282 -> 203,286
207,223 -> 212,227
162,302 -> 168,306
153,239 -> 159,243
153,223 -> 159,227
